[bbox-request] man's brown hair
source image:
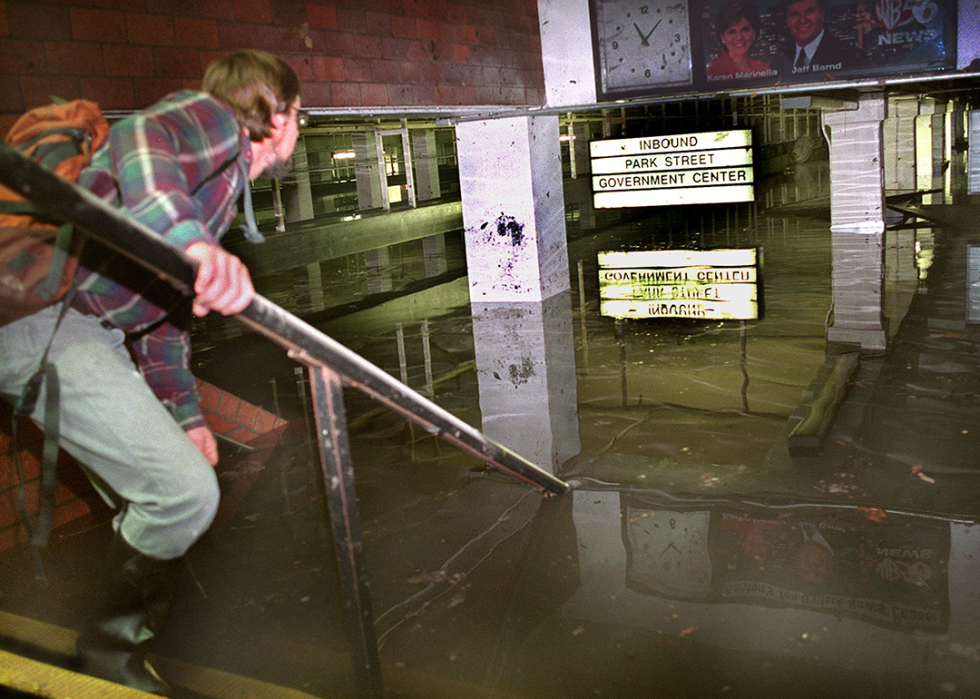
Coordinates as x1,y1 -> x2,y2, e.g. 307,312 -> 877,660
202,50 -> 300,142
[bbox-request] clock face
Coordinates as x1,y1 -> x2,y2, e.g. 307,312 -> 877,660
625,508 -> 711,599
594,0 -> 693,94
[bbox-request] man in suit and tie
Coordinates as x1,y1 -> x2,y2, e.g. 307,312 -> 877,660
778,0 -> 866,77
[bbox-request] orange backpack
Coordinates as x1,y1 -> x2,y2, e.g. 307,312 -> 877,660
0,99 -> 109,326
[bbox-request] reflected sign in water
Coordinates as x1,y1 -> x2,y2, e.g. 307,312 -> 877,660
590,130 -> 754,209
598,248 -> 761,320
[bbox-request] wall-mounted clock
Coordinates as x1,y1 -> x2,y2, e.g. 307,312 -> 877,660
592,0 -> 693,95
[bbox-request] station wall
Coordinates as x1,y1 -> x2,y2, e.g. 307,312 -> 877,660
0,0 -> 546,132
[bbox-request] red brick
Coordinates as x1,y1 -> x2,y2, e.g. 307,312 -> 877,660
0,37 -> 46,74
386,83 -> 415,106
458,24 -> 478,45
174,16 -> 217,47
234,0 -> 270,23
330,81 -> 360,107
0,451 -> 40,489
305,2 -> 336,29
0,525 -> 27,552
236,401 -> 260,429
321,30 -> 356,57
145,0 -> 195,13
402,0 -> 437,20
125,11 -> 174,44
203,412 -> 238,436
450,43 -> 470,63
475,25 -> 497,47
334,7 -> 364,31
154,46 -> 201,78
382,36 -> 428,62
444,3 -> 466,23
416,18 -> 438,41
103,43 -> 156,76
355,34 -> 382,59
195,0 -> 234,20
269,0 -> 307,27
390,15 -> 415,39
226,426 -> 259,445
216,22 -> 259,50
21,75 -> 82,109
45,40 -> 104,76
70,7 -> 127,42
7,1 -> 72,39
252,411 -> 276,434
0,480 -> 38,527
0,112 -> 18,134
298,79 -> 329,107
398,60 -> 420,84
198,380 -> 222,413
360,82 -> 387,106
254,24 -> 322,54
467,7 -> 503,27
370,59 -> 399,83
215,390 -> 241,421
0,74 -> 21,112
363,11 -> 390,35
93,0 -> 150,9
82,77 -> 136,109
133,75 -> 183,105
52,497 -> 91,527
342,57 -> 371,82
54,481 -> 77,505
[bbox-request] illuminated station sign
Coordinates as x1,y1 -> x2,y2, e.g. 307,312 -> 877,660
590,130 -> 754,209
598,248 -> 761,321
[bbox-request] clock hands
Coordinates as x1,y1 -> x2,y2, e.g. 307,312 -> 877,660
633,19 -> 661,46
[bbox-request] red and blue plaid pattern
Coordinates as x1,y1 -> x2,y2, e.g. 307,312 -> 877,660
74,91 -> 252,429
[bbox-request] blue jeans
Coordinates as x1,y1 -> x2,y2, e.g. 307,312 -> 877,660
0,306 -> 219,559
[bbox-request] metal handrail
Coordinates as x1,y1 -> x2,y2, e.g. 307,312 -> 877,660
0,143 -> 569,497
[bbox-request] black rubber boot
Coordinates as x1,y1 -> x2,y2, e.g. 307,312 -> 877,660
76,534 -> 184,696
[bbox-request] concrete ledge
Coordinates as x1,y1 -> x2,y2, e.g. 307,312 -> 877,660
788,351 -> 860,454
226,201 -> 463,278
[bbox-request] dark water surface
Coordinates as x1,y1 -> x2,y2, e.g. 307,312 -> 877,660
3,160 -> 980,699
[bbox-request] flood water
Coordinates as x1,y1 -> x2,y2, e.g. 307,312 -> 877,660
3,157 -> 980,699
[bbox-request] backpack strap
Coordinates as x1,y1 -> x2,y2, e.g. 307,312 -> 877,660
13,284 -> 78,584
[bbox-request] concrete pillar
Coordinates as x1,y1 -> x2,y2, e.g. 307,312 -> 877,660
411,129 -> 442,201
968,110 -> 980,195
916,101 -> 935,195
306,261 -> 325,312
885,97 -> 918,192
471,292 -> 580,473
365,248 -> 392,294
412,128 -> 448,278
570,119 -> 592,178
422,235 -> 447,278
822,93 -> 888,351
352,131 -> 384,210
283,136 -> 314,222
456,116 -> 571,303
537,0 -> 596,107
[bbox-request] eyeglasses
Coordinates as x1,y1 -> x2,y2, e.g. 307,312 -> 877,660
283,105 -> 309,129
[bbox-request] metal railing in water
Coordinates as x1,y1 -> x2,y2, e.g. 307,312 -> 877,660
0,143 -> 570,699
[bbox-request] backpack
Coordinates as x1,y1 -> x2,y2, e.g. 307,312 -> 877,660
0,99 -> 109,326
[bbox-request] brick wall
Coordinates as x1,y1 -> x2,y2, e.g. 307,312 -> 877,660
0,401 -> 97,553
0,0 -> 546,132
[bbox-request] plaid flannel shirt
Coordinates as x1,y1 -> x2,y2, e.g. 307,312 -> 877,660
75,91 -> 252,430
